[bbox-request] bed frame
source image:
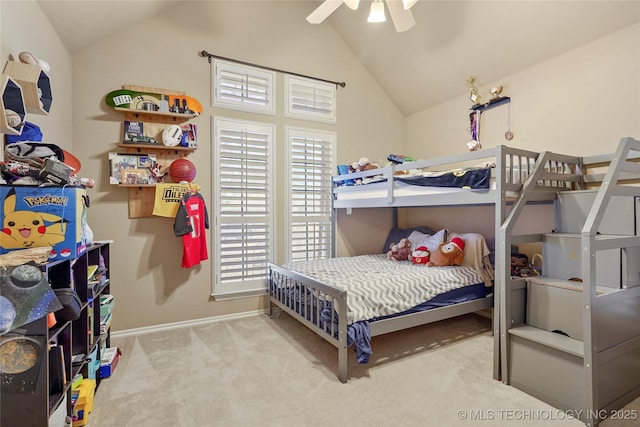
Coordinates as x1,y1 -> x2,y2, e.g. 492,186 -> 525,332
268,144 -> 582,383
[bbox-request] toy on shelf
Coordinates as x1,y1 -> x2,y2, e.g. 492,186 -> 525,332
105,88 -> 202,116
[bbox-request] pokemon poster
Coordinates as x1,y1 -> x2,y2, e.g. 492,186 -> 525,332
1,186 -> 88,261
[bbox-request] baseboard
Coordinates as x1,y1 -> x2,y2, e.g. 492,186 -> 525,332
111,309 -> 266,338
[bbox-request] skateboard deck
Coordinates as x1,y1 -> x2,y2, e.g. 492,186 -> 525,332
105,89 -> 202,116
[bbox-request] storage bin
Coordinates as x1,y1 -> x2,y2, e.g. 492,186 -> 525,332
72,379 -> 95,427
100,347 -> 120,378
0,185 -> 88,261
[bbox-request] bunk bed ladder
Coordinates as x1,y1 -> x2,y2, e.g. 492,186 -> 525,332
498,150 -> 560,384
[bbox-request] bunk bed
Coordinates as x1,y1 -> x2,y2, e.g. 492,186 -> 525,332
498,137 -> 640,426
268,145 -> 582,383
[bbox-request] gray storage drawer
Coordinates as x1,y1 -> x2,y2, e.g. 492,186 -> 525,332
527,278 -> 583,340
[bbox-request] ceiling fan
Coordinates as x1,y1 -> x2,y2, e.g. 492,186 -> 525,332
306,0 -> 417,33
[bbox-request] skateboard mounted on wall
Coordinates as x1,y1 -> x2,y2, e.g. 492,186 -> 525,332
105,86 -> 202,117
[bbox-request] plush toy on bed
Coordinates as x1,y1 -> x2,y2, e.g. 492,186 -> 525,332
409,246 -> 430,265
387,238 -> 411,261
349,157 -> 378,173
427,237 -> 465,267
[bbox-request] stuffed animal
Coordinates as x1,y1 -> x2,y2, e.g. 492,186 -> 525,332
349,157 -> 378,173
409,246 -> 430,265
428,237 -> 465,267
387,238 -> 411,261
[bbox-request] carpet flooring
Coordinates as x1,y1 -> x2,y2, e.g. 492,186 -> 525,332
90,312 -> 639,427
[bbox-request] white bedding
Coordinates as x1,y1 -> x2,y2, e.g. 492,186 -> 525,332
283,255 -> 485,324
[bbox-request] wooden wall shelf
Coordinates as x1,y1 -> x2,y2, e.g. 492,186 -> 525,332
0,74 -> 26,135
114,107 -> 197,121
3,60 -> 52,115
116,143 -> 195,153
109,84 -> 200,219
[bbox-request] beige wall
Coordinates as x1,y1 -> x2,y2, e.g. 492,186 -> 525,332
402,22 -> 640,238
2,2 -> 639,331
406,22 -> 640,158
0,1 -> 72,154
68,1 -> 403,331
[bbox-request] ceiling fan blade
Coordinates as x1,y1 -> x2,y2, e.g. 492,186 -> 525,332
306,0 -> 345,24
385,0 -> 416,32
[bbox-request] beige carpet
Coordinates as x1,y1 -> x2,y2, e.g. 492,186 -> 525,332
90,312 -> 639,427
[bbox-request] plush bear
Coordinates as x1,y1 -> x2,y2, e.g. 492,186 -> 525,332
428,237 -> 465,267
387,238 -> 411,261
409,245 -> 430,265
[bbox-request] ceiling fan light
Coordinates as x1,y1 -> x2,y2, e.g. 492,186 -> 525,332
402,0 -> 418,10
344,0 -> 360,10
367,1 -> 386,23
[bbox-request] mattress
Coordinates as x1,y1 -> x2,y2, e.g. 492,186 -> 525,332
283,254 -> 485,324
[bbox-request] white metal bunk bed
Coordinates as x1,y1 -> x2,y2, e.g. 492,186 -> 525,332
268,145 -> 580,383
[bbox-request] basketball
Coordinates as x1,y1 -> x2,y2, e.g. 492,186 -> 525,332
169,158 -> 196,182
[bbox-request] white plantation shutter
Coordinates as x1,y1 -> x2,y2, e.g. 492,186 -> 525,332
213,118 -> 275,296
285,76 -> 336,123
213,59 -> 275,115
286,127 -> 336,262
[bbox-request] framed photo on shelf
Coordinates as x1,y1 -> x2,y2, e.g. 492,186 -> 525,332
109,153 -> 158,185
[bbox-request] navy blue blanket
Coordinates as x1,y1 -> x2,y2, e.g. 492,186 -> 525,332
396,166 -> 491,189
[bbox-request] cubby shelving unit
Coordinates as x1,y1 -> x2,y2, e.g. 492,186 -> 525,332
0,243 -> 112,427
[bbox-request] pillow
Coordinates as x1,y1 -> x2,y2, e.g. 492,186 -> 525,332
407,229 -> 447,252
382,226 -> 434,253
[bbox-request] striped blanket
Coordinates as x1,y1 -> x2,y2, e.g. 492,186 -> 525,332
283,255 -> 485,324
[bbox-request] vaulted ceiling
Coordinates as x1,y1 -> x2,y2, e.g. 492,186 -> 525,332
37,0 -> 640,115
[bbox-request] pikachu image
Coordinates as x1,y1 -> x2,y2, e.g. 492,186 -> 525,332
1,188 -> 67,250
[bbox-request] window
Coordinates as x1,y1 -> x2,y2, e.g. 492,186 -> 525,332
213,59 -> 276,115
284,75 -> 336,123
286,127 -> 336,262
211,61 -> 339,298
212,118 -> 275,297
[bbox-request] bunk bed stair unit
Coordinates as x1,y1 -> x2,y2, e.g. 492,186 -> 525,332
500,137 -> 640,427
268,145 -> 580,384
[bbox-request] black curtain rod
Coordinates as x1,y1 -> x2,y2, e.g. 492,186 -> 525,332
200,50 -> 346,88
